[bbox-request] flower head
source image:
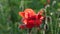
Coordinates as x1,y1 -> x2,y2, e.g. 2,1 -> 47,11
19,8 -> 44,29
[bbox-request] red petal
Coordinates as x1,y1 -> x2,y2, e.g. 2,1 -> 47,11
19,24 -> 26,29
19,12 -> 25,18
23,19 -> 27,24
24,8 -> 36,17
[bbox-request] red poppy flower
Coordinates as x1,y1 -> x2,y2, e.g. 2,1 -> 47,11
19,8 -> 44,29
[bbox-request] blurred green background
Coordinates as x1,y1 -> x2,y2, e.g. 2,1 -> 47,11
0,0 -> 60,34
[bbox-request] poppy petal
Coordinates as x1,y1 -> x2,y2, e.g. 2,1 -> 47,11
23,19 -> 27,24
24,8 -> 36,16
19,12 -> 25,18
